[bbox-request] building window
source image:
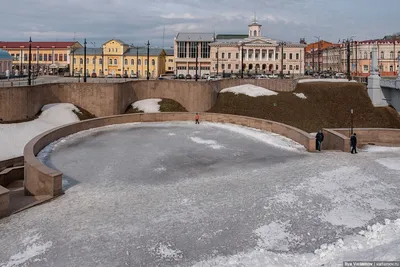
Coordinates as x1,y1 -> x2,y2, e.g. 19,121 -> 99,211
64,54 -> 67,61
73,58 -> 76,64
275,53 -> 279,60
370,52 -> 372,59
276,64 -> 278,70
228,64 -> 231,69
189,42 -> 197,58
131,59 -> 134,65
381,51 -> 384,59
168,59 -> 173,62
92,58 -> 96,64
289,65 -> 293,70
23,54 -> 27,61
390,65 -> 393,72
55,54 -> 58,61
49,54 -> 52,61
152,59 -> 155,66
235,64 -> 239,69
33,54 -> 36,61
86,58 -> 89,64
283,65 -> 287,70
114,59 -> 117,64
236,53 -> 239,59
289,53 -> 293,60
215,64 -> 218,69
296,65 -> 299,70
39,54 -> 43,61
364,52 -> 367,59
221,64 -> 225,70
138,59 -> 141,65
109,59 -> 112,64
390,51 -> 394,59
108,48 -> 111,52
124,59 -> 128,65
145,59 -> 148,65
200,42 -> 210,58
99,58 -> 102,64
80,58 -> 83,64
116,48 -> 118,52
228,53 -> 231,59
283,53 -> 286,60
363,65 -> 368,72
398,51 -> 400,58
222,53 -> 225,59
215,52 -> 218,58
178,42 -> 187,58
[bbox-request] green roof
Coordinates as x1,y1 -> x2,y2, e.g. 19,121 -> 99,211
216,34 -> 248,40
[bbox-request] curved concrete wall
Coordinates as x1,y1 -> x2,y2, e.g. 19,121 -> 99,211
23,112 -> 315,197
332,128 -> 400,145
0,79 -> 294,122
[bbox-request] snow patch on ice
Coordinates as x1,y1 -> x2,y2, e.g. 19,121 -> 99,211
293,92 -> 307,99
190,137 -> 224,150
0,103 -> 80,161
270,192 -> 298,205
131,98 -> 162,113
321,205 -> 374,228
376,157 -> 400,171
0,232 -> 52,267
297,78 -> 357,83
192,219 -> 400,267
154,166 -> 167,173
254,221 -> 298,252
168,133 -> 176,136
220,84 -> 278,97
363,145 -> 400,153
204,122 -> 305,152
152,242 -> 183,261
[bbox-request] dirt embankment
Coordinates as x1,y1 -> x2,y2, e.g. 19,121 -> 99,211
125,98 -> 188,114
208,82 -> 400,133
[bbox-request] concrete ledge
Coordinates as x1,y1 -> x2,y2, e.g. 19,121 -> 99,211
0,186 -> 10,218
0,156 -> 24,172
330,128 -> 400,146
0,166 -> 24,187
23,112 -> 315,197
322,129 -> 350,152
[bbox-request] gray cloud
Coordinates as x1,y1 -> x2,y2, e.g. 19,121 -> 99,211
0,0 -> 399,47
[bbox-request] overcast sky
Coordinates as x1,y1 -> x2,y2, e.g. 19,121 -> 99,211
1,0 -> 398,47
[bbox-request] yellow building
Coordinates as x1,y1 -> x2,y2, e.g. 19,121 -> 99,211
164,48 -> 175,74
0,41 -> 81,75
71,39 -> 168,78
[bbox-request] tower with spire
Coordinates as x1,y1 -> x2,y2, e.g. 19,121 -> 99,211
248,13 -> 262,37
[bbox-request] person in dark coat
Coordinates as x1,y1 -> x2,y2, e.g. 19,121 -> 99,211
350,133 -> 358,154
315,130 -> 324,151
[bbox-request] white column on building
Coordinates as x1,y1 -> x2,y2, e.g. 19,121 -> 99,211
259,49 -> 262,61
246,49 -> 249,60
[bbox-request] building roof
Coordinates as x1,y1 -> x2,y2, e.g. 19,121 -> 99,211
0,49 -> 12,59
72,47 -> 165,56
164,48 -> 174,56
216,34 -> 248,40
175,33 -> 215,42
0,41 -> 79,49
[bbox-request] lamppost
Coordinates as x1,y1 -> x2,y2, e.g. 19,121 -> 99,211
278,41 -> 286,79
340,37 -> 355,80
238,41 -> 245,79
314,36 -> 321,73
397,56 -> 400,81
83,39 -> 87,82
195,41 -> 199,81
28,37 -> 32,86
146,40 -> 150,80
91,42 -> 96,76
216,47 -> 219,76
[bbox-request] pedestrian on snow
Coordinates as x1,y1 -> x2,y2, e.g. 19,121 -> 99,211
315,130 -> 324,151
350,133 -> 358,154
195,113 -> 200,124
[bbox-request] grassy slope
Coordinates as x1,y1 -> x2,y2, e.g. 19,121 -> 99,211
209,82 -> 400,133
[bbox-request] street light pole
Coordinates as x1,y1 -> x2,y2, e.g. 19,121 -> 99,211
241,43 -> 244,79
91,42 -> 96,76
341,37 -> 355,81
278,41 -> 286,79
314,36 -> 321,73
216,47 -> 219,76
83,38 -> 87,82
350,108 -> 354,136
195,42 -> 198,81
28,37 -> 32,86
146,40 -> 150,80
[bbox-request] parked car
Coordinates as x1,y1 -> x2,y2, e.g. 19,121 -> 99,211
230,74 -> 238,79
268,74 -> 278,79
193,74 -> 200,80
255,74 -> 269,79
122,74 -> 128,78
201,73 -> 210,79
207,75 -> 218,81
185,74 -> 192,79
158,76 -> 165,80
335,72 -> 346,79
130,74 -> 138,78
116,74 -> 122,78
106,74 -> 113,78
74,72 -> 81,77
284,74 -> 291,79
177,74 -> 185,79
64,72 -> 71,77
91,73 -> 97,78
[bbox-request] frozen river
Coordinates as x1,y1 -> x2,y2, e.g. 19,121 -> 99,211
1,122 -> 400,267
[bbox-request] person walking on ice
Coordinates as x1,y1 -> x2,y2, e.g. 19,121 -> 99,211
350,133 -> 358,154
195,113 -> 200,124
315,130 -> 324,151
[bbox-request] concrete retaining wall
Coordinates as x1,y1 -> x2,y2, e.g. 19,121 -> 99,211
322,129 -> 350,151
0,186 -> 9,218
0,156 -> 24,172
332,128 -> 400,145
23,112 -> 315,197
0,79 -> 295,122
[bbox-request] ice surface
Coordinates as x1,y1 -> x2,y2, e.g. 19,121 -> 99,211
220,84 -> 278,97
2,122 -> 400,267
131,98 -> 162,113
376,157 -> 400,171
293,92 -> 307,99
363,145 -> 400,153
190,136 -> 224,149
297,78 -> 357,83
0,103 -> 80,161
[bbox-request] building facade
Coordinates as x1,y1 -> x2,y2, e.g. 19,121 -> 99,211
0,41 -> 81,75
164,48 -> 175,74
71,39 -> 168,78
174,19 -> 306,76
0,49 -> 12,76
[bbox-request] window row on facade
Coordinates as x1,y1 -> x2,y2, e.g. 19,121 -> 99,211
73,58 -> 156,66
10,53 -> 68,62
177,42 -> 211,58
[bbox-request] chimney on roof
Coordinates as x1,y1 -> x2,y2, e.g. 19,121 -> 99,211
300,38 -> 306,44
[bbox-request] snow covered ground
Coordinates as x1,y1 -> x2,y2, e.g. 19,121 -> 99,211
0,103 -> 81,161
293,92 -> 307,99
298,78 -> 357,83
131,98 -> 162,113
1,124 -> 400,267
220,84 -> 278,97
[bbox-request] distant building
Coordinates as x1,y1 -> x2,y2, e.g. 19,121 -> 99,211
0,41 -> 81,75
164,48 -> 175,74
71,39 -> 169,78
174,18 -> 306,76
0,49 -> 12,76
